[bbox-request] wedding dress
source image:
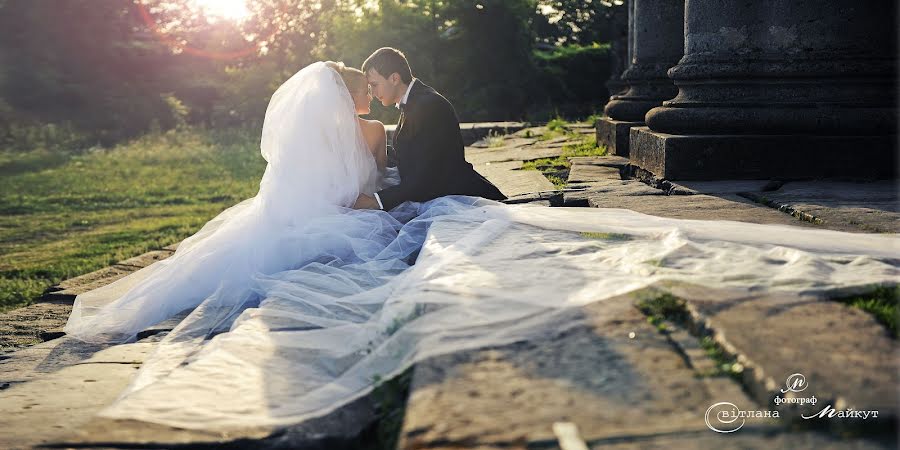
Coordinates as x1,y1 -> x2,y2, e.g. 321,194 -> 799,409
64,62 -> 899,432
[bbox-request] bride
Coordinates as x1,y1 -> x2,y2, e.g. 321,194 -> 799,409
63,61 -> 898,432
65,61 -> 395,343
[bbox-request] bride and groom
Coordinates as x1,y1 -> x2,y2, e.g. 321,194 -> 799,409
339,47 -> 505,210
60,46 -> 899,432
64,47 -> 503,343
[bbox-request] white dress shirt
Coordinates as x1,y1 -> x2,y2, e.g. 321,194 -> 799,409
373,78 -> 417,210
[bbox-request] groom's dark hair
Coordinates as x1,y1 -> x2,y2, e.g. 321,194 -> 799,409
362,48 -> 413,84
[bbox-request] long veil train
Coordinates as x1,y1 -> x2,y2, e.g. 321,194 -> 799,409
64,62 -> 899,431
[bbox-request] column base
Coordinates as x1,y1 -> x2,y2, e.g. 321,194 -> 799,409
629,127 -> 898,180
596,117 -> 644,157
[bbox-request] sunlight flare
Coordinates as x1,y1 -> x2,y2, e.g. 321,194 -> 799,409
193,0 -> 250,22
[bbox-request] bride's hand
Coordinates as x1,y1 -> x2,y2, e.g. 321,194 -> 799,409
353,194 -> 380,210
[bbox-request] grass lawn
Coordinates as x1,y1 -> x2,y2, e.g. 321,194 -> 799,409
0,127 -> 267,312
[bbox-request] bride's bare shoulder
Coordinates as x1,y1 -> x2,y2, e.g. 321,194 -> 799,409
358,118 -> 385,130
358,118 -> 386,137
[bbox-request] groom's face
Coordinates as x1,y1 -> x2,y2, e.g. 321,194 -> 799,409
366,69 -> 403,107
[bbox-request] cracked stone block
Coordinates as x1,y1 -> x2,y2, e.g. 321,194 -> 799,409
667,284 -> 899,423
400,299 -> 762,448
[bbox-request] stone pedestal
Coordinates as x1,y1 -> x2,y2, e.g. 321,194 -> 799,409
631,0 -> 898,180
630,127 -> 896,180
596,118 -> 642,157
598,0 -> 684,156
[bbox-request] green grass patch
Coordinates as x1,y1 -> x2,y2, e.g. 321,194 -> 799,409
0,126 -> 266,312
562,135 -> 606,157
368,369 -> 412,450
831,285 -> 898,338
485,130 -> 506,148
520,131 -> 607,188
635,292 -> 690,327
698,335 -> 744,379
536,117 -> 574,141
635,291 -> 743,380
579,232 -> 632,241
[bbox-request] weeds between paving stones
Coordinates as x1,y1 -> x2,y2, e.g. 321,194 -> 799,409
635,292 -> 743,381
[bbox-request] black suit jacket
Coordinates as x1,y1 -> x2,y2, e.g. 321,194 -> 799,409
376,81 -> 506,211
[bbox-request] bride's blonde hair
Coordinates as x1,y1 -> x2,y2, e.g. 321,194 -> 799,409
325,61 -> 367,96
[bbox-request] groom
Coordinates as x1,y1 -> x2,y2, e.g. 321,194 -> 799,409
352,47 -> 506,210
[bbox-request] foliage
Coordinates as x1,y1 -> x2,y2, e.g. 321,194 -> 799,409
320,0 -> 541,121
0,0 -> 622,144
530,43 -> 611,120
0,126 -> 265,312
534,0 -> 626,45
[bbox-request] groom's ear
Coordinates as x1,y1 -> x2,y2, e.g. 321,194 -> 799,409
388,72 -> 402,86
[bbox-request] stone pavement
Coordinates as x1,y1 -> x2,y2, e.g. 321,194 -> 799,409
0,123 -> 896,449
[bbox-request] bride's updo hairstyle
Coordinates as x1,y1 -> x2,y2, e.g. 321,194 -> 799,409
325,61 -> 367,96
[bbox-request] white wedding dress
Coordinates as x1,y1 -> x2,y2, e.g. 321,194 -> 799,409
64,62 -> 899,432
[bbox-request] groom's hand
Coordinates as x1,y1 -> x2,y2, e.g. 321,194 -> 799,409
353,193 -> 380,210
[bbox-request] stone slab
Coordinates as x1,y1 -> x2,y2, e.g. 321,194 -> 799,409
666,284 -> 899,422
1,333 -> 379,449
474,161 -> 557,197
590,431 -> 893,450
629,127 -> 898,180
771,181 -> 899,204
673,180 -> 776,195
469,136 -> 538,149
782,202 -> 899,233
754,181 -> 900,233
583,189 -> 818,227
0,340 -> 155,449
502,191 -> 564,207
563,179 -> 667,205
568,155 -> 631,168
43,265 -> 138,302
417,431 -> 893,450
117,249 -> 175,268
399,297 -> 776,449
596,117 -> 643,157
467,146 -> 565,166
0,302 -> 73,351
0,337 -> 109,386
567,164 -> 622,184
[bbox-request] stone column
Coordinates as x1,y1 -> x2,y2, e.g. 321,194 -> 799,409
596,0 -> 683,156
630,0 -> 898,180
604,1 -> 630,97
